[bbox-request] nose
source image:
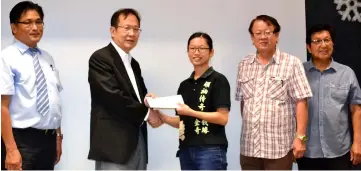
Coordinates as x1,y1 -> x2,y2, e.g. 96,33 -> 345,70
30,23 -> 41,31
128,30 -> 135,36
194,49 -> 201,54
319,41 -> 328,47
259,34 -> 268,40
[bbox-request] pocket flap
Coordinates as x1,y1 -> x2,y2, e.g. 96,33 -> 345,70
329,83 -> 349,90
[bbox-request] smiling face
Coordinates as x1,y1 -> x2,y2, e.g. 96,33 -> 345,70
307,30 -> 334,61
187,37 -> 214,67
251,20 -> 279,53
110,13 -> 140,53
11,9 -> 43,47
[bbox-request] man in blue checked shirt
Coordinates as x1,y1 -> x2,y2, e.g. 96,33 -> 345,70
297,24 -> 361,170
1,1 -> 63,170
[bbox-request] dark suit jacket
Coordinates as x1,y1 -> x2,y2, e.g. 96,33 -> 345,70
87,43 -> 148,164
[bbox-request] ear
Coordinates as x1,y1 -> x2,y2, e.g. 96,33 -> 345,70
11,23 -> 17,34
306,44 -> 311,53
110,26 -> 116,38
250,34 -> 255,42
274,32 -> 280,42
209,49 -> 214,58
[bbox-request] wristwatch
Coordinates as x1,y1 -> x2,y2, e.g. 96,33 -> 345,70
56,133 -> 63,140
296,134 -> 307,143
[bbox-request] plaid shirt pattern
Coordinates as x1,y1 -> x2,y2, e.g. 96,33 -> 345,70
235,49 -> 312,159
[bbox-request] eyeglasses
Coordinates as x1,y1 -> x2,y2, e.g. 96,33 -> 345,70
17,20 -> 44,28
188,47 -> 210,53
311,38 -> 333,45
116,25 -> 142,34
252,31 -> 274,38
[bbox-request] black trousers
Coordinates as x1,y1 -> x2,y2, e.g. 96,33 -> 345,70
297,152 -> 352,170
354,163 -> 361,170
1,128 -> 57,170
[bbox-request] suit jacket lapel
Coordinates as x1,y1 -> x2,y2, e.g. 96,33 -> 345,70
130,60 -> 145,99
107,43 -> 139,101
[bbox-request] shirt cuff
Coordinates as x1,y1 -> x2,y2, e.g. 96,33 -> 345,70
144,108 -> 150,121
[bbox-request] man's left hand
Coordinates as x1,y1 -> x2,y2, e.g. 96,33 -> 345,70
144,93 -> 156,107
293,138 -> 306,159
55,136 -> 62,165
351,142 -> 361,165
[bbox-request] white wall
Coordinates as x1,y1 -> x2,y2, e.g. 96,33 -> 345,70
1,0 -> 306,170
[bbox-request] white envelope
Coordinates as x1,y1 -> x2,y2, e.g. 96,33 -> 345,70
146,95 -> 184,109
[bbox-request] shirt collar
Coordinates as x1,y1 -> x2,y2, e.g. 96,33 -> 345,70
304,58 -> 338,72
13,38 -> 41,55
188,67 -> 215,80
248,48 -> 281,64
111,40 -> 132,63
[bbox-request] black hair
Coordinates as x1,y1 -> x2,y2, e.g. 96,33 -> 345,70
187,32 -> 213,50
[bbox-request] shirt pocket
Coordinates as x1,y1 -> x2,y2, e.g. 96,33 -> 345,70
239,77 -> 254,100
54,69 -> 63,92
44,64 -> 62,93
327,83 -> 349,105
267,76 -> 288,101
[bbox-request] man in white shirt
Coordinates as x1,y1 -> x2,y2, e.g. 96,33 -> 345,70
1,1 -> 63,170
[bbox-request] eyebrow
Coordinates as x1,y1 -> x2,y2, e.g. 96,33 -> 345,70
20,18 -> 42,21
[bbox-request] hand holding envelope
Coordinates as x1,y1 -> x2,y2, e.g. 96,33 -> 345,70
144,93 -> 164,128
175,103 -> 195,116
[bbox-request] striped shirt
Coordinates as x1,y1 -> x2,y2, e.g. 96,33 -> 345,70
235,48 -> 312,159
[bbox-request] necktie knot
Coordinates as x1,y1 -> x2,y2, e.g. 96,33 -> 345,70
28,48 -> 39,57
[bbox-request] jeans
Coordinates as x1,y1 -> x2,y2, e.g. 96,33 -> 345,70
178,145 -> 227,170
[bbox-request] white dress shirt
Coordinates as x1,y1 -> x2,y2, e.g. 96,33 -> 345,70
0,39 -> 63,129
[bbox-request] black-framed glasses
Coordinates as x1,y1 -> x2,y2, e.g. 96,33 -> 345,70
311,38 -> 332,45
116,25 -> 141,34
188,47 -> 210,53
17,20 -> 44,28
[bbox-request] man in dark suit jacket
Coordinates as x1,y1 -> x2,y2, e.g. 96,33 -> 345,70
87,8 -> 162,170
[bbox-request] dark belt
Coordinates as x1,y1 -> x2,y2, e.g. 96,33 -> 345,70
13,127 -> 56,135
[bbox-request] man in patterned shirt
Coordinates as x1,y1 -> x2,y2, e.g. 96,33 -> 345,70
235,15 -> 313,170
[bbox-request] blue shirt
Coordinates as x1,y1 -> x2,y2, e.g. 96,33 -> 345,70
303,60 -> 361,158
1,39 -> 63,129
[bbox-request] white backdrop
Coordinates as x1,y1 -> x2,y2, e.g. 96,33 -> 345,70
1,0 -> 306,170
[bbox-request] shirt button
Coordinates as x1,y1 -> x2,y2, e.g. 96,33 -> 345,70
193,89 -> 195,91
195,82 -> 197,85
